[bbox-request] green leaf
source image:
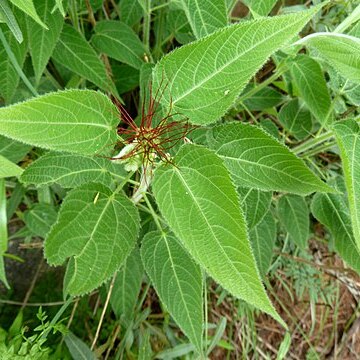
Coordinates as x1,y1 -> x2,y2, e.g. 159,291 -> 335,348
110,247 -> 143,324
242,85 -> 284,111
278,99 -> 312,140
277,194 -> 309,249
141,231 -> 203,352
26,0 -> 64,83
21,152 -> 126,188
153,144 -> 285,326
91,20 -> 146,70
297,33 -> 360,84
333,119 -> 360,251
45,182 -> 140,295
10,0 -> 48,29
153,5 -> 321,125
0,0 -> 23,42
23,203 -> 57,238
209,123 -> 333,195
311,188 -> 360,274
0,179 -> 10,289
52,24 -> 117,95
249,211 -> 276,278
0,24 -> 27,103
290,54 -> 332,126
180,0 -> 227,39
0,89 -> 119,155
119,0 -> 143,27
237,187 -> 272,230
0,135 -> 31,163
242,0 -> 278,16
64,332 -> 97,360
0,155 -> 23,178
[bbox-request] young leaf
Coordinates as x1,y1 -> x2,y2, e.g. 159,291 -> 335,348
110,247 -> 144,325
180,0 -> 227,39
290,54 -> 332,126
153,144 -> 285,326
141,231 -> 203,353
0,90 -> 119,156
26,0 -> 64,83
209,123 -> 333,195
45,182 -> 140,296
21,152 -> 126,188
242,86 -> 284,111
119,0 -> 143,27
242,0 -> 278,16
91,20 -> 146,70
278,194 -> 309,249
311,191 -> 360,274
0,24 -> 27,103
237,187 -> 272,230
0,155 -> 23,178
278,99 -> 312,140
64,332 -> 97,360
0,135 -> 31,163
333,119 -> 360,251
9,0 -> 48,29
0,0 -> 23,42
250,211 -> 276,278
52,24 -> 117,95
23,203 -> 57,238
296,33 -> 360,84
153,5 -> 322,125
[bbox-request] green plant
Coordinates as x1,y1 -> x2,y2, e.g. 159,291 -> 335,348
0,0 -> 359,357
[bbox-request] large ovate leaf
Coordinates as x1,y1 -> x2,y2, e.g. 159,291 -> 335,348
290,54 -> 332,126
0,90 -> 119,155
0,155 -> 23,178
333,119 -> 360,251
0,23 -> 27,103
45,183 -> 140,295
311,188 -> 360,274
10,0 -> 47,29
242,0 -> 278,16
180,0 -> 227,39
242,85 -> 284,111
21,152 -> 126,188
278,194 -> 309,249
209,123 -> 333,195
26,0 -> 64,83
297,33 -> 360,84
91,21 -> 146,70
237,187 -> 272,230
141,231 -> 203,352
52,24 -> 117,95
153,144 -> 285,326
110,247 -> 143,325
153,5 -> 321,125
250,211 -> 276,278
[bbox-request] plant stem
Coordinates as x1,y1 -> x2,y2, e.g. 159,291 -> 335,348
142,0 -> 151,55
0,28 -> 38,97
40,296 -> 73,340
143,194 -> 164,233
293,131 -> 334,155
91,274 -> 117,350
